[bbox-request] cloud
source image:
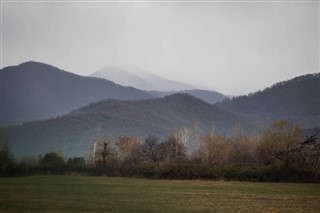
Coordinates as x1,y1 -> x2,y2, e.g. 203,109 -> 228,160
2,1 -> 319,95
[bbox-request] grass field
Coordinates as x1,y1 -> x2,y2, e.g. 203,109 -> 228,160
1,176 -> 320,212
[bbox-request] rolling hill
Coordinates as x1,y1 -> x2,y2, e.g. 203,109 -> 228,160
90,67 -> 196,91
149,89 -> 227,104
3,61 -> 318,158
216,73 -> 320,129
0,61 -> 153,126
91,67 -> 227,104
7,94 -> 251,158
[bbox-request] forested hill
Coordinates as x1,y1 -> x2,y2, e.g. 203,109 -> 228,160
148,89 -> 227,104
71,93 -> 249,134
216,73 -> 320,128
8,93 -> 251,158
0,61 -> 153,126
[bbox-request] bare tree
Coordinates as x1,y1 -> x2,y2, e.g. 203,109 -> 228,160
161,136 -> 186,164
257,120 -> 301,167
229,126 -> 257,164
142,135 -> 162,163
116,136 -> 142,166
192,120 -> 201,156
201,133 -> 230,165
0,128 -> 13,168
296,130 -> 320,175
173,127 -> 193,154
85,137 -> 115,166
101,142 -> 109,166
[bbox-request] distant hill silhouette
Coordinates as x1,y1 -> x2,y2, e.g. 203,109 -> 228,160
216,73 -> 320,128
90,67 -> 196,91
7,94 -> 251,158
3,62 -> 318,158
149,89 -> 227,104
0,61 -> 153,126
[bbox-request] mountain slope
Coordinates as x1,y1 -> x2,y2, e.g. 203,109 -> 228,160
216,73 -> 320,128
149,89 -> 227,104
90,67 -> 196,91
7,94 -> 251,158
0,61 -> 153,126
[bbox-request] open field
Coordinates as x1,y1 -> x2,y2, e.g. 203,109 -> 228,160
1,176 -> 320,212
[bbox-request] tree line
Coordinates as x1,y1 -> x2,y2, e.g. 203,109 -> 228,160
1,120 -> 319,182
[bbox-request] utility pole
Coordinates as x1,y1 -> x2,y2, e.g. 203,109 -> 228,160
93,142 -> 96,164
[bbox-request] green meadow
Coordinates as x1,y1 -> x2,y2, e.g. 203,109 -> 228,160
1,176 -> 320,212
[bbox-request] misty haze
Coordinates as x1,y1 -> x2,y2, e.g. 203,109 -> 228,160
0,1 -> 319,212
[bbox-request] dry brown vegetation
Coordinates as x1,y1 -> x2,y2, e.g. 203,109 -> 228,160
1,120 -> 319,182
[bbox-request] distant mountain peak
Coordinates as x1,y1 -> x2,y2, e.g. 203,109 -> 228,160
19,61 -> 43,66
0,61 -> 153,126
217,72 -> 320,129
163,92 -> 202,101
149,89 -> 227,105
17,61 -> 57,69
90,66 -> 196,91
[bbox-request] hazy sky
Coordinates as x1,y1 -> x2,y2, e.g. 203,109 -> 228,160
1,1 -> 319,95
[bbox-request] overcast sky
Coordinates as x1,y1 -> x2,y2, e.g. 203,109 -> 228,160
1,1 -> 319,95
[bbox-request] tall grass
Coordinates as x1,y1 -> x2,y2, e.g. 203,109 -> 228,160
1,176 -> 320,212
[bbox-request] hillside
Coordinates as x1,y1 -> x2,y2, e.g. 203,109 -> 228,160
149,89 -> 227,104
0,62 -> 153,126
216,73 -> 320,128
7,94 -> 251,158
90,67 -> 195,91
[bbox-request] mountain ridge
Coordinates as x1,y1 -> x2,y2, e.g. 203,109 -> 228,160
2,61 -> 319,159
149,89 -> 227,104
90,66 -> 196,91
7,93 -> 252,158
216,73 -> 320,128
0,61 -> 153,126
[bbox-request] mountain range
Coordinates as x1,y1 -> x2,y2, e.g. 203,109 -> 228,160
0,62 -> 153,126
7,94 -> 251,157
90,68 -> 228,104
217,73 -> 320,129
149,90 -> 227,105
1,61 -> 319,158
90,67 -> 196,91
1,62 -> 225,126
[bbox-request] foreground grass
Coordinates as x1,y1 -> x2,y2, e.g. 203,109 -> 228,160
0,176 -> 320,212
